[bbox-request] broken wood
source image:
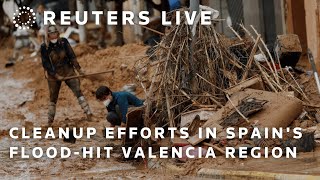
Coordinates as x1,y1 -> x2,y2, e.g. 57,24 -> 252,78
275,34 -> 302,67
188,115 -> 201,136
137,12 -> 309,130
137,24 -> 165,36
251,25 -> 280,84
241,35 -> 261,82
220,97 -> 267,127
226,94 -> 250,123
180,109 -> 216,127
124,107 -> 144,146
165,89 -> 174,127
225,76 -> 264,95
228,25 -> 243,41
203,142 -> 226,155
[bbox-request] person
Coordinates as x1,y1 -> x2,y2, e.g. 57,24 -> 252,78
40,25 -> 92,126
95,86 -> 144,127
28,3 -> 46,58
11,26 -> 30,60
35,3 -> 46,43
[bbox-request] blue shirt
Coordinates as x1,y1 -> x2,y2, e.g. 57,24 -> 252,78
107,92 -> 144,123
169,0 -> 181,11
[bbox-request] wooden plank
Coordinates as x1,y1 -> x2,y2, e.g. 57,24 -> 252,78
188,122 -> 223,146
180,108 -> 216,127
305,0 -> 320,64
225,76 -> 264,95
285,0 -> 294,34
290,0 -> 308,52
203,142 -> 225,155
123,107 -> 144,146
171,137 -> 190,147
188,130 -> 207,146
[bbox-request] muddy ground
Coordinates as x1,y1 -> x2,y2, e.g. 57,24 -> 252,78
1,40 -> 219,179
1,38 -> 320,179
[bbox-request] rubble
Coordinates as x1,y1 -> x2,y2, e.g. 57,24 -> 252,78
2,4 -> 320,178
225,76 -> 265,95
139,15 -> 307,125
222,89 -> 303,128
180,109 -> 216,128
275,34 -> 302,68
283,130 -> 315,152
134,9 -> 315,161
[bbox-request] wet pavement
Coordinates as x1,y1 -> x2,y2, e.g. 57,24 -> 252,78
0,70 -> 35,131
0,67 -> 211,179
0,68 -> 142,179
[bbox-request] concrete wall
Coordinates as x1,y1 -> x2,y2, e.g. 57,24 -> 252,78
207,0 -> 285,42
243,0 -> 264,36
208,0 -> 234,37
274,0 -> 286,35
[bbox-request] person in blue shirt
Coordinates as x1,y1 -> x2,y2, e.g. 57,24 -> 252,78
96,86 -> 144,127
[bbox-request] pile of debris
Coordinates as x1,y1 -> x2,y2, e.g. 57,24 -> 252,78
135,10 -> 317,158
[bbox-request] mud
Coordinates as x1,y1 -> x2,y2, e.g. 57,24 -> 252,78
0,42 -> 192,179
0,75 -> 34,130
2,38 -> 320,178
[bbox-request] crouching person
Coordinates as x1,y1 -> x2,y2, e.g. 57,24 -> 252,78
95,86 -> 144,127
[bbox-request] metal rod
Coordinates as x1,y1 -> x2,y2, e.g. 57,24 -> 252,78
307,49 -> 320,95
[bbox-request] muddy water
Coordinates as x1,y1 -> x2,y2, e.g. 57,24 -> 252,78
0,69 -> 35,131
0,68 -> 129,178
0,68 -> 189,179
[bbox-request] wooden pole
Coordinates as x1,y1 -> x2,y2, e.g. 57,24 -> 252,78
137,24 -> 165,36
62,69 -> 115,81
203,142 -> 226,155
241,35 -> 261,82
251,25 -> 279,84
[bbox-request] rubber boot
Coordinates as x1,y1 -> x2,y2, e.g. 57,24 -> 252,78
78,96 -> 93,121
48,102 -> 56,126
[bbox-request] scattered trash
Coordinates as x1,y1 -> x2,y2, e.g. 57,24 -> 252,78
283,131 -> 315,152
180,109 -> 216,128
220,98 -> 268,127
134,10 -> 316,161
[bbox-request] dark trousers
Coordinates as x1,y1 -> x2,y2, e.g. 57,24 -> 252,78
107,111 -> 121,126
107,105 -> 123,126
48,78 -> 83,103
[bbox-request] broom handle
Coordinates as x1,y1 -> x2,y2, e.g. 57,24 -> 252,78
308,49 -> 320,95
63,69 -> 115,81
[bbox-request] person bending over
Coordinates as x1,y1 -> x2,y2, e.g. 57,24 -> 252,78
95,86 -> 143,127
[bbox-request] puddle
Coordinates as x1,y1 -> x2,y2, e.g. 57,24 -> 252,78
0,78 -> 33,109
0,73 -> 35,130
0,68 -> 195,179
